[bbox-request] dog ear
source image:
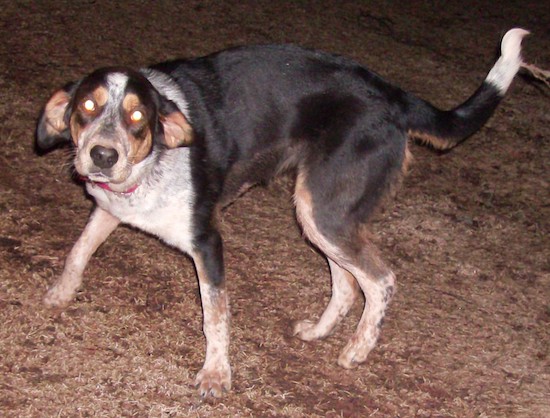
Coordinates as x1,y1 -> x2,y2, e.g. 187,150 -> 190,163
156,95 -> 194,148
160,111 -> 194,148
36,84 -> 74,152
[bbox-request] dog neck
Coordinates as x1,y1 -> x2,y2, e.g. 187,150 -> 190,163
80,176 -> 139,195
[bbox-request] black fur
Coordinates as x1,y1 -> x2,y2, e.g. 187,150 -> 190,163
39,34 -> 521,397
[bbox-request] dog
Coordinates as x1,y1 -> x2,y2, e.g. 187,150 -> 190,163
36,28 -> 527,397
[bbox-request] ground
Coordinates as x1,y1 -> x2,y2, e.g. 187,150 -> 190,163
0,1 -> 548,417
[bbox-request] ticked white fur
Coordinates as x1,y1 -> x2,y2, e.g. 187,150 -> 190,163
88,148 -> 196,255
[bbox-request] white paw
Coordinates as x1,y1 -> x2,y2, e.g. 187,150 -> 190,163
337,342 -> 371,369
195,363 -> 231,398
43,283 -> 76,308
292,319 -> 323,341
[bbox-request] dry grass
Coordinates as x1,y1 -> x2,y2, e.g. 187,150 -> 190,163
1,1 -> 549,416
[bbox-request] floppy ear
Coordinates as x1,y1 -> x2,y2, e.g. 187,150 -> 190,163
36,86 -> 74,151
160,111 -> 194,148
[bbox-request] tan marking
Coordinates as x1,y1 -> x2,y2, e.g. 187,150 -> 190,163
356,226 -> 393,277
161,111 -> 194,148
121,93 -> 154,164
294,171 -> 340,256
69,112 -> 82,145
69,87 -> 110,145
408,129 -> 456,150
91,86 -> 109,107
122,93 -> 141,114
128,130 -> 153,164
401,142 -> 414,176
43,89 -> 70,136
79,86 -> 108,115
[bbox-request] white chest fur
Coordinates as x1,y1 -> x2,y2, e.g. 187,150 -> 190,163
87,149 -> 196,255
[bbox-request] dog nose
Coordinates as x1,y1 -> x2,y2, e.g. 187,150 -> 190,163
90,145 -> 119,169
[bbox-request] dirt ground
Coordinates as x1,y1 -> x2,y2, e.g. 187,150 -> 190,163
0,1 -> 548,417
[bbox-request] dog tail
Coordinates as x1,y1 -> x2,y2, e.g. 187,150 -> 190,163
406,28 -> 529,150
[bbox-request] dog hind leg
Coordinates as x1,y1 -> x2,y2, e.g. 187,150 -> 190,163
293,258 -> 359,340
294,171 -> 395,368
335,250 -> 395,369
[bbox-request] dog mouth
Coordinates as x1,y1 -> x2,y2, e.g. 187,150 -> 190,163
74,157 -> 129,184
83,172 -> 111,183
78,175 -> 139,194
74,148 -> 139,193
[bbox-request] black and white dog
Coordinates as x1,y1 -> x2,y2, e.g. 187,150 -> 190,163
36,29 -> 527,397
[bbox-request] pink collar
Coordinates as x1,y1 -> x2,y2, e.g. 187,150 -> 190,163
81,177 -> 139,195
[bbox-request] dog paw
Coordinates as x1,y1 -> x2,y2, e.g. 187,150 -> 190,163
337,344 -> 370,369
43,284 -> 75,308
195,364 -> 231,398
292,319 -> 322,341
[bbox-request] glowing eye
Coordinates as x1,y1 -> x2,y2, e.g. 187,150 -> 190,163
130,110 -> 143,122
83,99 -> 96,112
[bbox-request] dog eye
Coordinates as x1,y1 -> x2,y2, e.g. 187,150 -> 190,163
130,110 -> 144,122
82,99 -> 96,113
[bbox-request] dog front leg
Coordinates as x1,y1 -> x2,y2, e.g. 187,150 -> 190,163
44,207 -> 120,308
192,231 -> 231,398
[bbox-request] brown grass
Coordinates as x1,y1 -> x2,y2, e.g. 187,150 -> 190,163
1,1 -> 549,416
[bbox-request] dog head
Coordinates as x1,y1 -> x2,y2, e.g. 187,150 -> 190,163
36,67 -> 193,186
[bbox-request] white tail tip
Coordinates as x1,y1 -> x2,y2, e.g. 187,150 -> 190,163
486,28 -> 530,94
501,28 -> 530,61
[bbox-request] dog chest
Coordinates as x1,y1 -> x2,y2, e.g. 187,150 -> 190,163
90,185 -> 196,255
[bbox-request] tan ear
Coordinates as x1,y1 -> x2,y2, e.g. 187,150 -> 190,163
36,89 -> 72,150
44,90 -> 71,134
161,111 -> 194,148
